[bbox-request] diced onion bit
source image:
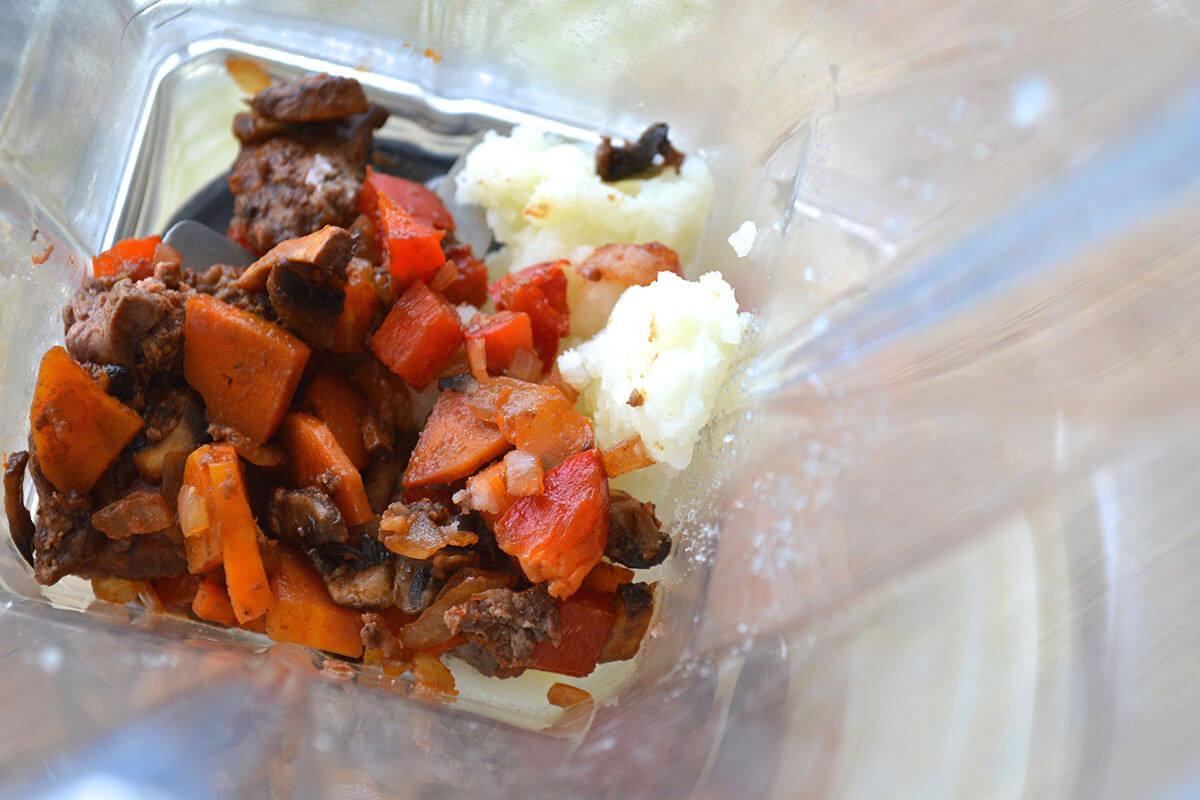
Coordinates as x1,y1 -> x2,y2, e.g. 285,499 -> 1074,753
379,501 -> 478,559
503,449 -> 544,496
599,436 -> 656,478
410,652 -> 458,701
547,682 -> 593,708
92,577 -> 152,606
505,348 -> 543,383
225,56 -> 272,93
467,337 -> 489,382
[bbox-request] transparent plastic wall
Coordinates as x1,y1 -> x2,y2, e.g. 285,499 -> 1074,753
3,1 -> 1200,798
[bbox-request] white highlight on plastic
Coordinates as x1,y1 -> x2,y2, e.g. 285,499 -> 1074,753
1011,76 -> 1048,128
728,220 -> 757,257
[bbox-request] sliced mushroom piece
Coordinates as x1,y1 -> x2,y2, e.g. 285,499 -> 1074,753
3,452 -> 35,567
393,555 -> 442,614
323,561 -> 395,609
598,582 -> 655,663
605,490 -> 671,569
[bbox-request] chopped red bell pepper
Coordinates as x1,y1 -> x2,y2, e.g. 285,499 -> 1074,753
92,235 -> 162,280
360,167 -> 455,231
532,589 -> 615,677
439,242 -> 489,307
366,184 -> 446,292
465,311 -> 534,374
494,449 -> 609,598
489,260 -> 570,364
151,573 -> 202,608
370,280 -> 464,390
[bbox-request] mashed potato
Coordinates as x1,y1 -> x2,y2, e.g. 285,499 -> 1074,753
454,125 -> 714,274
558,271 -> 750,471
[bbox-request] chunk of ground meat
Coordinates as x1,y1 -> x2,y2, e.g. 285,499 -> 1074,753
250,73 -> 370,123
184,264 -> 273,318
64,276 -> 185,378
228,101 -> 388,254
27,457 -> 97,585
605,490 -> 671,568
87,531 -> 187,581
444,584 -> 561,670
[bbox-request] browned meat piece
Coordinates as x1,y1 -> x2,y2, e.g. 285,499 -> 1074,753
322,561 -> 394,609
250,73 -> 370,123
28,457 -> 96,585
393,555 -> 442,614
90,491 -> 173,539
596,123 -> 685,182
268,487 -> 348,548
64,277 -> 185,378
185,264 -> 273,318
228,94 -> 388,253
3,452 -> 35,567
87,531 -> 187,581
605,490 -> 671,568
599,582 -> 655,663
232,110 -> 293,144
444,584 -> 561,670
447,642 -> 527,679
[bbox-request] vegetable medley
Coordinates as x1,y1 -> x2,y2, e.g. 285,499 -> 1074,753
3,73 -> 685,699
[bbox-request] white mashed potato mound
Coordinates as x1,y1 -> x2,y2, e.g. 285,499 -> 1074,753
454,125 -> 714,273
558,271 -> 749,471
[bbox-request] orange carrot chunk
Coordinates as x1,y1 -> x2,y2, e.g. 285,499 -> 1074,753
92,235 -> 162,280
370,281 -> 463,391
207,456 -> 273,623
494,449 -> 610,599
302,369 -> 370,470
192,574 -> 239,626
330,264 -> 382,354
179,446 -> 224,574
402,391 -> 511,489
581,561 -> 635,595
280,413 -> 374,526
183,294 -> 310,444
465,311 -> 534,375
265,548 -> 365,658
29,346 -> 144,494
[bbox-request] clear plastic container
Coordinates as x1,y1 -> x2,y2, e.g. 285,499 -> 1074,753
4,1 -> 1200,798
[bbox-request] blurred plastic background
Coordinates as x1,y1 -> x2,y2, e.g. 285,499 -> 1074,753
4,1 -> 1200,797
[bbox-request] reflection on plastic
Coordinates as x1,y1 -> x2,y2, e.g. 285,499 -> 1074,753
5,1 -> 1200,799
